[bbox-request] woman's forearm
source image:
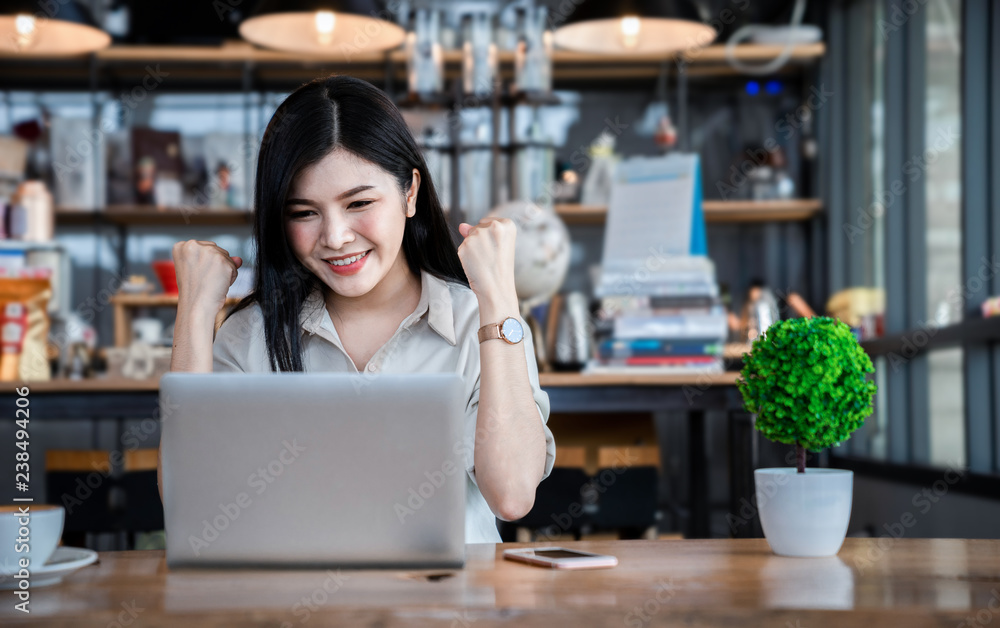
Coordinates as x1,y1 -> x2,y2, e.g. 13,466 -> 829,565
473,294 -> 548,522
169,300 -> 218,373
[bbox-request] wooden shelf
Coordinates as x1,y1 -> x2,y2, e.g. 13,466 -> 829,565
57,206 -> 253,227
554,199 -> 823,225
554,204 -> 608,225
703,199 -> 823,222
19,41 -> 824,68
394,43 -> 825,78
2,42 -> 824,84
0,377 -> 161,394
539,371 -> 739,387
85,42 -> 827,69
110,294 -> 241,307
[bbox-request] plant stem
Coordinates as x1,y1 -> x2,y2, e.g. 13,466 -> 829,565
796,444 -> 806,474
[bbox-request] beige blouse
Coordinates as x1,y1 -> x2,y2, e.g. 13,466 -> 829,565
211,268 -> 556,543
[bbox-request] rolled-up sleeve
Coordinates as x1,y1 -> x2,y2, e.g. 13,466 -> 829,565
212,304 -> 266,373
463,316 -> 557,486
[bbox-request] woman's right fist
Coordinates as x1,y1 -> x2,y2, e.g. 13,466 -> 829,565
171,240 -> 243,315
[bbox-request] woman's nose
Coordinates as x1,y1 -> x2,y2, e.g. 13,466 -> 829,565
319,212 -> 355,250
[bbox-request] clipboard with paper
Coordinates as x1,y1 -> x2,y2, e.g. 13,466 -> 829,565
596,153 -> 709,298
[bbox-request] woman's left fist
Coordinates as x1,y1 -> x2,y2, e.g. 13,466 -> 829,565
457,217 -> 517,303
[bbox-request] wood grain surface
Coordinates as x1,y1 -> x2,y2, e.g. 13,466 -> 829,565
3,538 -> 997,627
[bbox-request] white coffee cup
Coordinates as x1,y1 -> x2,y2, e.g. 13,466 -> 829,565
0,505 -> 65,574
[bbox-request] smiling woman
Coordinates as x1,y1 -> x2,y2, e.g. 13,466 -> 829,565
283,149 -> 422,330
163,75 -> 555,543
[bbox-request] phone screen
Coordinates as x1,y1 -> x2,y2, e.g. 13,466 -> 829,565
531,549 -> 593,559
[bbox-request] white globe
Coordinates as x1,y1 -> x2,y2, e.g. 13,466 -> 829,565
487,201 -> 571,309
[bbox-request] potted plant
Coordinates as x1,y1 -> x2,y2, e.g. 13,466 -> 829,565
737,316 -> 876,557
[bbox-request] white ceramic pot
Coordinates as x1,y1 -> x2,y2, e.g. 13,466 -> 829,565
754,468 -> 853,557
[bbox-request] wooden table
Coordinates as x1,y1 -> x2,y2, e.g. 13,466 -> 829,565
3,539 -> 997,627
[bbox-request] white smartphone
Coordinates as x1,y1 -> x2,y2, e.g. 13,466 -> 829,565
502,547 -> 619,570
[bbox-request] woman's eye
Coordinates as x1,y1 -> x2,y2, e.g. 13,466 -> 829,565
348,200 -> 373,210
287,210 -> 315,219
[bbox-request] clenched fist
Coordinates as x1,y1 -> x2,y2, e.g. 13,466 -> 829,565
172,240 -> 242,316
457,217 -> 517,305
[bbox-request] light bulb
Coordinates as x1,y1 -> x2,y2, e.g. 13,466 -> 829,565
14,14 -> 37,50
620,16 -> 640,50
315,10 -> 335,46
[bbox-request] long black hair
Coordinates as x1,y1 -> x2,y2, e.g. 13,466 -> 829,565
228,75 -> 467,372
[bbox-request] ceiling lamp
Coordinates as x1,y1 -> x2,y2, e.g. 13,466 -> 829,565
553,0 -> 716,55
0,1 -> 110,56
240,0 -> 406,55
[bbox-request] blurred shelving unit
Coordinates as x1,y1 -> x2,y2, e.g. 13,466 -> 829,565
110,293 -> 242,347
3,36 -> 826,370
554,199 -> 824,226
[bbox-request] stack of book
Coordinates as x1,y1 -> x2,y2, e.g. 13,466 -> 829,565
586,257 -> 727,374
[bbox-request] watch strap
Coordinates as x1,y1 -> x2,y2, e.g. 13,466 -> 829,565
478,323 -> 502,343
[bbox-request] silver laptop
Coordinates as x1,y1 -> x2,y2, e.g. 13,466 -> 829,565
160,372 -> 466,569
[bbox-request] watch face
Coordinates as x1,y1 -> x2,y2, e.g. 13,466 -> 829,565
500,317 -> 524,343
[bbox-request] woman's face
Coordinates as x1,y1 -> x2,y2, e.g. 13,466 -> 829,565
284,149 -> 419,300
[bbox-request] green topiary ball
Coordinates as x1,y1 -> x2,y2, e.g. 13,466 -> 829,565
737,316 -> 877,452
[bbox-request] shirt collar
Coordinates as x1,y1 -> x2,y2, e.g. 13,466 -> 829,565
299,269 -> 457,346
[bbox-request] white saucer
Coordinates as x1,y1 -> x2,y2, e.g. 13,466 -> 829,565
0,547 -> 98,589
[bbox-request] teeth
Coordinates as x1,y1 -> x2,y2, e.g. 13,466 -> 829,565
329,250 -> 368,266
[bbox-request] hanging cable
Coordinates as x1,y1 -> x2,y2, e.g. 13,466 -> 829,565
724,0 -> 808,76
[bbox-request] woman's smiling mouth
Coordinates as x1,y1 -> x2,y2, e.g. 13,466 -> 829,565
324,250 -> 371,275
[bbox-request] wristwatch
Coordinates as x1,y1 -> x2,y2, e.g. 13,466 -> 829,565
478,316 -> 524,345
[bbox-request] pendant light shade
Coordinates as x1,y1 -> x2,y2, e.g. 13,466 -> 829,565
0,0 -> 110,55
239,0 -> 405,55
553,0 -> 715,55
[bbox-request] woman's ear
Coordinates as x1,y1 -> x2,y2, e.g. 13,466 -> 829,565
406,168 -> 421,218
